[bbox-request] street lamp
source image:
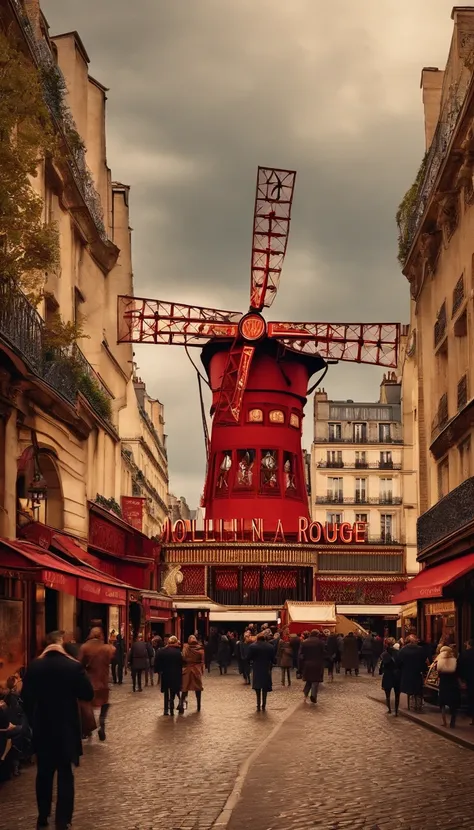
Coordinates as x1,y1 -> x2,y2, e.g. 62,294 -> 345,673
27,471 -> 48,508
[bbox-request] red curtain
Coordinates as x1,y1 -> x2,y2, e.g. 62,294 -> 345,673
263,569 -> 297,590
177,566 -> 206,596
215,568 -> 238,591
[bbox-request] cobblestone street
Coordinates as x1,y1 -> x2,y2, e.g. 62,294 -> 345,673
2,668 -> 474,830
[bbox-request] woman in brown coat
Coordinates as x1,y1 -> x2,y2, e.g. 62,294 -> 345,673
79,628 -> 115,741
179,635 -> 204,712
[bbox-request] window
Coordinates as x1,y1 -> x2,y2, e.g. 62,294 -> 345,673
355,513 -> 368,524
459,438 -> 471,483
328,423 -> 342,442
381,514 -> 393,542
379,423 -> 391,443
269,410 -> 284,423
260,450 -> 279,492
327,450 -> 343,468
328,477 -> 343,502
74,287 -> 85,325
290,413 -> 300,429
355,478 -> 367,503
248,409 -> 263,423
283,452 -> 297,493
235,450 -> 255,490
353,423 -> 367,442
438,458 -> 449,500
327,512 -> 343,524
379,478 -> 393,503
216,451 -> 232,493
380,451 -> 393,469
355,451 -> 367,468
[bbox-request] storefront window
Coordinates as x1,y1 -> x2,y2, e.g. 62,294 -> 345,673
284,452 -> 297,494
0,599 -> 25,684
235,450 -> 255,490
215,451 -> 232,494
260,450 -> 279,492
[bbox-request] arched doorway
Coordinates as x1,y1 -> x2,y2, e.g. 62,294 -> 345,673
16,448 -> 64,530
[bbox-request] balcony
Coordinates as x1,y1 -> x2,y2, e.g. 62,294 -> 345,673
324,437 -> 402,445
417,476 -> 474,558
317,460 -> 402,470
0,279 -> 113,423
315,495 -> 402,505
434,301 -> 447,349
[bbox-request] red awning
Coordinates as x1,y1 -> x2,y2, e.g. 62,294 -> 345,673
0,539 -> 132,605
392,553 -> 474,604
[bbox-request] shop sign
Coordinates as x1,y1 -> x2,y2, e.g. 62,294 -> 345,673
160,517 -> 368,546
89,515 -> 126,557
121,497 -> 145,532
424,600 -> 456,616
77,578 -> 126,606
41,569 -> 76,596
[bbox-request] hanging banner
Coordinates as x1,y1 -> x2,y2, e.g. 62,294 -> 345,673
121,497 -> 145,532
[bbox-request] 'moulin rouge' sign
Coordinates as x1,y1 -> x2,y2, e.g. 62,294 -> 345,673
160,518 -> 368,545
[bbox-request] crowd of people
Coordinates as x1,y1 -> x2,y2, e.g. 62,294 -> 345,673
2,622 -> 474,829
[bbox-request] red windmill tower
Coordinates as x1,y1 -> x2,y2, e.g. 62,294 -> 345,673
118,167 -> 399,533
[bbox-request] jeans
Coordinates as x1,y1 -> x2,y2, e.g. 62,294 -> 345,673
303,681 -> 319,700
131,669 -> 143,691
36,755 -> 74,827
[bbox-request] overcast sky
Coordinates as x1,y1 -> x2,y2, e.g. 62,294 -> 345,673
42,0 -> 455,506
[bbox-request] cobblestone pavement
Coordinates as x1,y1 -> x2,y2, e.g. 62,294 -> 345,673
1,665 -> 298,830
229,674 -> 474,830
3,669 -> 474,830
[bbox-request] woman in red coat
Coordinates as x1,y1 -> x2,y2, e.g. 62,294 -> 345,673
180,635 -> 204,712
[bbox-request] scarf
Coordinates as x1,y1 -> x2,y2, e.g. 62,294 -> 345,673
38,643 -> 78,662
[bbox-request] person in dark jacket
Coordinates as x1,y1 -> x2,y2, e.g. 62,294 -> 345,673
342,632 -> 359,676
248,632 -> 274,711
240,634 -> 252,684
325,632 -> 339,681
379,638 -> 401,715
144,638 -> 155,687
290,633 -> 301,670
361,635 -> 376,675
204,639 -> 213,673
154,636 -> 183,716
398,635 -> 426,711
436,646 -> 461,728
111,631 -> 125,685
299,629 -> 325,703
217,635 -> 231,675
458,639 -> 474,724
21,631 -> 94,830
128,634 -> 149,692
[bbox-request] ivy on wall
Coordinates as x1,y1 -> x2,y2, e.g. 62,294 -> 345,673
395,152 -> 428,266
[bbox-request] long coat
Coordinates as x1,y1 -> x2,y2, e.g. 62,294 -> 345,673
21,649 -> 93,766
217,637 -> 231,667
398,643 -> 425,696
342,635 -> 359,670
437,655 -> 461,709
379,648 -> 401,692
248,641 -> 274,691
154,645 -> 183,694
299,635 -> 325,683
276,638 -> 293,669
79,638 -> 115,707
182,643 -> 204,692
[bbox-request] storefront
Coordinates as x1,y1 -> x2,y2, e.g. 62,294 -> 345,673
0,568 -> 30,684
140,590 -> 173,638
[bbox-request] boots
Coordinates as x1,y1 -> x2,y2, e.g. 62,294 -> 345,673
196,690 -> 202,712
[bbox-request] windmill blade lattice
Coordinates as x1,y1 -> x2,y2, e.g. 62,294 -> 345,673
117,296 -> 242,346
268,322 -> 400,367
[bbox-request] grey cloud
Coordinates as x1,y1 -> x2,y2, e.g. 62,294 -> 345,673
42,0 -> 455,503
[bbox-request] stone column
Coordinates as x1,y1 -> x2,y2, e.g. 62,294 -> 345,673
1,408 -> 18,539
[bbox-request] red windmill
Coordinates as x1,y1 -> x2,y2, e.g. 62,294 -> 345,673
118,167 -> 399,532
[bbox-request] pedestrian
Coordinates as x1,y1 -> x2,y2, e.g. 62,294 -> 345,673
457,639 -> 474,725
248,631 -> 274,711
335,633 -> 344,673
21,631 -> 93,830
127,633 -> 150,692
180,635 -> 204,712
240,632 -> 252,685
342,632 -> 359,676
379,637 -> 401,715
154,636 -> 183,716
144,637 -> 155,687
436,645 -> 460,728
217,634 -> 231,675
361,633 -> 376,675
325,631 -> 339,681
204,638 -> 213,673
398,635 -> 426,711
290,632 -> 301,670
111,630 -> 125,685
299,629 -> 325,703
79,627 -> 115,741
276,630 -> 293,686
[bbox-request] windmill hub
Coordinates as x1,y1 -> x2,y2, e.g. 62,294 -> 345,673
239,313 -> 266,342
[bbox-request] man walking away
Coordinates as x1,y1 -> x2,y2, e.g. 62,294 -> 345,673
300,630 -> 325,703
361,634 -> 376,675
144,637 -> 155,687
128,634 -> 149,692
111,630 -> 125,685
21,631 -> 93,830
154,636 -> 183,716
79,627 -> 115,741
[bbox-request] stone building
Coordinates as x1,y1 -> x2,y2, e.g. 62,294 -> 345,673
394,6 -> 474,647
0,0 -> 171,682
310,373 -> 414,632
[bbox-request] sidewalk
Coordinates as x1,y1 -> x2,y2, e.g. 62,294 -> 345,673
368,690 -> 474,751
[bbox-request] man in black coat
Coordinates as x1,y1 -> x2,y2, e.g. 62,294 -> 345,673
299,630 -> 325,703
21,631 -> 94,830
111,631 -> 125,685
398,635 -> 426,711
154,636 -> 183,716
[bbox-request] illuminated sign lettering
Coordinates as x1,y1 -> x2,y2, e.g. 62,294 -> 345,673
160,518 -> 369,546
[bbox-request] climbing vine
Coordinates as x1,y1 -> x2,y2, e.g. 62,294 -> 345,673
396,152 -> 428,266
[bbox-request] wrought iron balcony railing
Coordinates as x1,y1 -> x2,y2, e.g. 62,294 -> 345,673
317,460 -> 402,470
417,476 -> 474,554
0,279 -> 112,420
315,494 -> 402,505
324,436 -> 403,445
